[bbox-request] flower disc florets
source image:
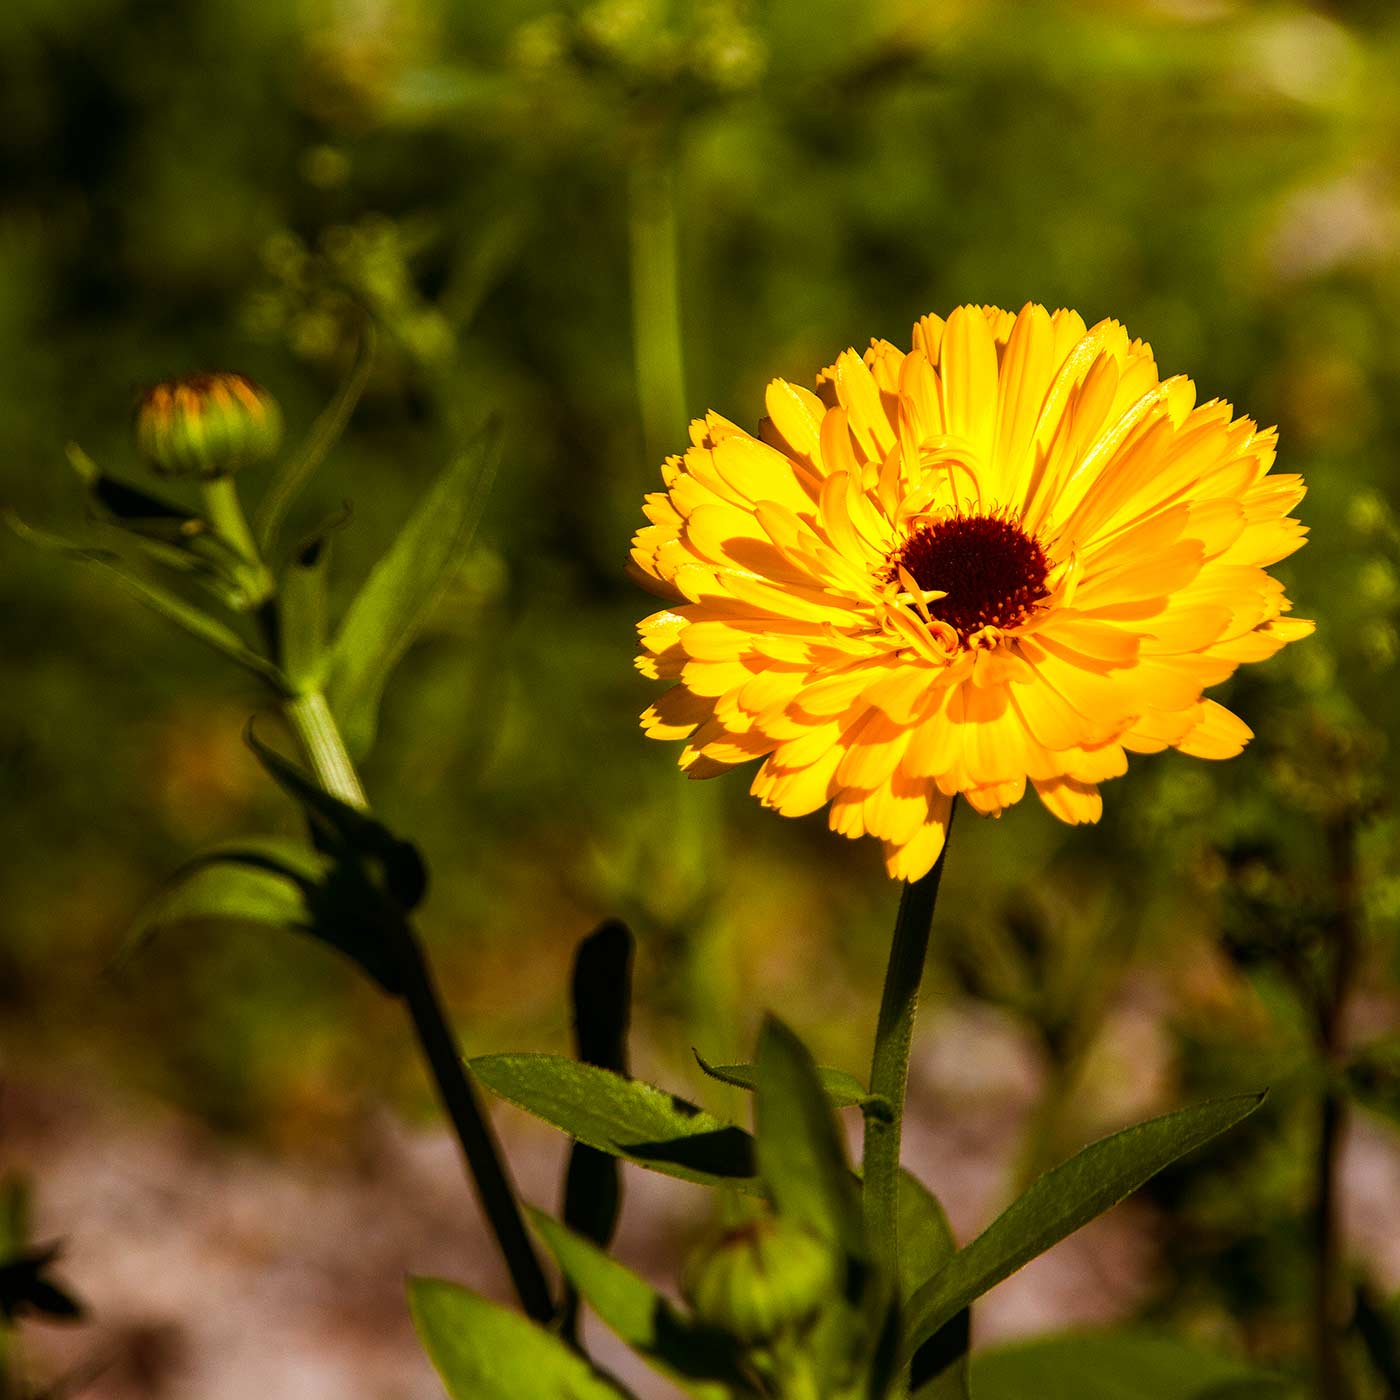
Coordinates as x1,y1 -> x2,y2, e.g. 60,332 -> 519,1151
889,512 -> 1049,644
630,303 -> 1314,881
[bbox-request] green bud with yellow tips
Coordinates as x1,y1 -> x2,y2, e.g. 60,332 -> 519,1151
135,372 -> 282,479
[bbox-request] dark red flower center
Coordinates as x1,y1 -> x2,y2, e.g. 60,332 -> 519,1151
889,513 -> 1049,641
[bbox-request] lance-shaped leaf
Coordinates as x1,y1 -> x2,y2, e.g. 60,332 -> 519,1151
7,512 -> 286,688
528,1210 -> 747,1396
696,1049 -> 890,1119
904,1093 -> 1266,1357
247,727 -> 427,912
969,1332 -> 1290,1400
256,324 -> 376,552
470,1055 -> 756,1188
901,1174 -> 969,1400
754,1016 -> 863,1257
127,835 -> 403,994
325,422 -> 499,758
408,1277 -> 629,1400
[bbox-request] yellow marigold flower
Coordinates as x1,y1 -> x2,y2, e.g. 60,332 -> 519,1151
631,304 -> 1313,881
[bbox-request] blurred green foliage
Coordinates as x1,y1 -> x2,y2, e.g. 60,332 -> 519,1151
4,0 -> 1400,1386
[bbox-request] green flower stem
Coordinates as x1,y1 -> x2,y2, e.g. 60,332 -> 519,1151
201,474 -> 275,608
281,698 -> 554,1325
628,137 -> 687,471
1311,813 -> 1360,1400
863,806 -> 956,1279
283,690 -> 368,810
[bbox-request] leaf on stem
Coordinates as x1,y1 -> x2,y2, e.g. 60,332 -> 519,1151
754,1016 -> 864,1258
695,1049 -> 890,1119
408,1277 -> 630,1400
6,511 -> 286,687
125,835 -> 404,994
903,1093 -> 1267,1357
901,1172 -> 969,1399
469,1055 -> 756,1189
528,1210 -> 746,1396
255,323 -> 377,553
246,726 -> 427,912
968,1331 -> 1291,1400
324,421 -> 500,759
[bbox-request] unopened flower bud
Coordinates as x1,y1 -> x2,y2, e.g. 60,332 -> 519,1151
135,372 -> 282,479
682,1217 -> 836,1344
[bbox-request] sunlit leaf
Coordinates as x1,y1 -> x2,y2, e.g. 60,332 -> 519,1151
325,421 -> 499,758
528,1210 -> 745,1395
901,1172 -> 969,1399
408,1277 -> 629,1400
469,1055 -> 756,1189
969,1331 -> 1291,1400
754,1016 -> 863,1256
904,1093 -> 1266,1356
696,1049 -> 889,1119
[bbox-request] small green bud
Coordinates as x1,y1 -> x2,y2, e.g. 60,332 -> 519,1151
135,372 -> 282,479
682,1216 -> 837,1344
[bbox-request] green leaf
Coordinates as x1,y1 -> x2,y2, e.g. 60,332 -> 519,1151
969,1331 -> 1290,1400
408,1277 -> 629,1400
900,1173 -> 969,1398
255,323 -> 376,553
7,511 -> 286,688
904,1093 -> 1265,1356
325,422 -> 499,758
246,727 -> 427,912
126,835 -> 404,994
528,1211 -> 746,1396
469,1055 -> 756,1189
695,1050 -> 890,1119
754,1016 -> 863,1257
279,530 -> 332,691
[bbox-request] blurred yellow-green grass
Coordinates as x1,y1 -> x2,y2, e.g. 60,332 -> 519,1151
3,0 -> 1400,1395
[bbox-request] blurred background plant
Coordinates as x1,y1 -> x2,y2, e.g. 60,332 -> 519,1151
3,0 -> 1400,1396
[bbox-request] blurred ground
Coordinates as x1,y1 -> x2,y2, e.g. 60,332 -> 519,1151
5,0 -> 1400,1393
